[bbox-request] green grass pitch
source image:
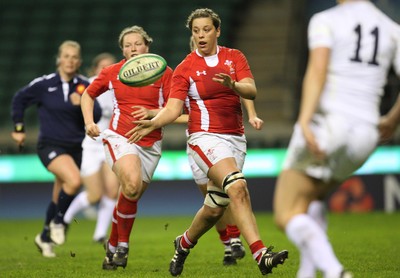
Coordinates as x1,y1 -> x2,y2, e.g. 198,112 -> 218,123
1,212 -> 399,277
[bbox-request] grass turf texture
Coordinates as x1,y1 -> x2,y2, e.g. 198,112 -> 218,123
1,212 -> 399,277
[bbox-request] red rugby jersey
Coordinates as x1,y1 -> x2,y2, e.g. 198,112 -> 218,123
87,59 -> 173,147
171,46 -> 253,135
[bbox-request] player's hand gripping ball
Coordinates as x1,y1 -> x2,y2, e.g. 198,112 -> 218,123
119,53 -> 167,87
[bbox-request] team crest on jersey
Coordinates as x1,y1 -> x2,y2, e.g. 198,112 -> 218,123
196,70 -> 207,76
76,84 -> 86,95
224,60 -> 235,74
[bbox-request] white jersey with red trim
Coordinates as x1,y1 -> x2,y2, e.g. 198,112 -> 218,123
171,46 -> 254,135
86,59 -> 173,147
309,1 -> 400,125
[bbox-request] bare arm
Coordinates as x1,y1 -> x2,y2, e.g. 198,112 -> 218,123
11,132 -> 26,150
81,90 -> 100,138
213,74 -> 257,100
379,93 -> 400,142
174,113 -> 189,124
126,98 -> 184,143
242,98 -> 263,130
131,106 -> 161,120
298,47 -> 330,159
131,105 -> 188,124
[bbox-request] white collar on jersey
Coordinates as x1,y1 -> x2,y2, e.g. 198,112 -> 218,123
195,45 -> 220,58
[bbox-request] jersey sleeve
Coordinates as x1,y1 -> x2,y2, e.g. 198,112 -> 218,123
160,66 -> 173,107
233,49 -> 254,81
308,13 -> 333,49
86,67 -> 111,98
11,78 -> 43,124
170,63 -> 190,101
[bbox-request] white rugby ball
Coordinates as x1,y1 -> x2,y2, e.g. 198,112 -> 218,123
119,53 -> 167,87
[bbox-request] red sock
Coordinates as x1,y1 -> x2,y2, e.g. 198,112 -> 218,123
226,224 -> 241,238
180,230 -> 197,249
250,240 -> 267,263
108,206 -> 118,247
116,193 -> 137,244
217,229 -> 230,246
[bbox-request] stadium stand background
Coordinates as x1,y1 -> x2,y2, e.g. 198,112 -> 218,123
0,0 -> 399,155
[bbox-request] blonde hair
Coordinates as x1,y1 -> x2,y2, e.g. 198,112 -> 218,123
118,25 -> 153,49
56,40 -> 81,66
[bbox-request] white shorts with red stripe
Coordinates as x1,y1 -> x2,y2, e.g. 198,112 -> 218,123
102,129 -> 161,183
187,149 -> 208,185
187,132 -> 247,177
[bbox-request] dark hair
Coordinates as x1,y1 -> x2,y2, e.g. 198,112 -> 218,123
186,8 -> 221,31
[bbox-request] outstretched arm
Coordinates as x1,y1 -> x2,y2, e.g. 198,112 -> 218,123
126,98 -> 184,143
242,98 -> 263,130
81,91 -> 100,139
131,105 -> 188,124
379,93 -> 400,142
298,47 -> 329,160
213,74 -> 257,100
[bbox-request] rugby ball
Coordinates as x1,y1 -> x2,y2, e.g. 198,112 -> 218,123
119,53 -> 167,87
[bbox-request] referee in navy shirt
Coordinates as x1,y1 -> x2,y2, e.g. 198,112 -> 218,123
11,40 -> 101,257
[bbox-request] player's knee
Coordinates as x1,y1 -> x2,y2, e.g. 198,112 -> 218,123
65,175 -> 81,193
274,211 -> 292,231
274,214 -> 285,231
87,192 -> 102,204
222,171 -> 247,194
204,190 -> 230,208
122,181 -> 142,199
202,204 -> 225,222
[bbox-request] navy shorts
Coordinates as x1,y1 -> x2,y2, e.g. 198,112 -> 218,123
37,142 -> 82,169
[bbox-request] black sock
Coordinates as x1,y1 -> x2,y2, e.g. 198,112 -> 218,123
41,201 -> 56,241
54,189 -> 76,224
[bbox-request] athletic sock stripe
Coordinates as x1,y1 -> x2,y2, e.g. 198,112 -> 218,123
183,231 -> 194,246
112,216 -> 118,224
116,211 -> 136,219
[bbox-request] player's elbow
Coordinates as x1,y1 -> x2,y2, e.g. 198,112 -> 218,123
244,92 -> 256,100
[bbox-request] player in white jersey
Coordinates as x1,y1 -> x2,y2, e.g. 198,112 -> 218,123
64,53 -> 119,243
273,1 -> 400,278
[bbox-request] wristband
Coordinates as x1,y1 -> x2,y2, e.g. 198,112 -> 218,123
14,122 -> 25,133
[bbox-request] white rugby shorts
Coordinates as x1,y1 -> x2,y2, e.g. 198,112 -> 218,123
187,146 -> 208,185
81,136 -> 106,177
283,113 -> 379,183
102,129 -> 161,184
187,132 -> 247,177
